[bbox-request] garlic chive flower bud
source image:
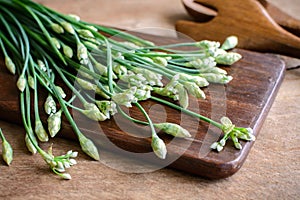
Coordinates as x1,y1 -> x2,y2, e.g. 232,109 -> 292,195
174,83 -> 189,109
112,87 -> 138,107
37,60 -> 47,71
82,103 -> 107,121
77,42 -> 88,65
25,133 -> 37,154
151,136 -> 167,159
132,68 -> 163,86
76,78 -> 96,91
78,134 -> 100,160
135,85 -> 152,101
0,129 -> 13,165
28,75 -> 35,89
60,173 -> 72,180
183,82 -> 206,99
17,74 -> 26,92
62,44 -> 73,58
178,73 -> 209,87
47,110 -> 62,137
55,86 -> 66,98
155,123 -> 191,138
95,101 -> 117,119
44,94 -> 57,115
78,29 -> 94,39
68,14 -> 80,22
4,56 -> 16,74
51,37 -> 61,49
200,73 -> 233,84
152,57 -> 169,67
221,36 -> 238,50
35,120 -> 49,142
215,52 -> 242,65
50,23 -> 64,34
61,21 -> 75,34
2,139 -> 13,166
185,57 -> 216,69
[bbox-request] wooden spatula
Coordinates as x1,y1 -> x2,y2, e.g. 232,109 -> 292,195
176,0 -> 300,59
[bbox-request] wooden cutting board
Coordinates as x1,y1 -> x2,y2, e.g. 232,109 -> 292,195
0,33 -> 285,179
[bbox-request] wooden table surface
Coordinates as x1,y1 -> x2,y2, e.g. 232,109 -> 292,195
0,0 -> 299,199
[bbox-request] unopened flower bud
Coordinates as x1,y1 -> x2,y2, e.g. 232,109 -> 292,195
61,21 -> 75,34
221,36 -> 238,50
2,139 -> 13,166
51,37 -> 61,49
25,133 -> 37,154
76,78 -> 96,91
200,73 -> 233,84
37,60 -> 47,71
215,52 -> 242,65
151,136 -> 167,159
5,56 -> 16,74
35,120 -> 49,142
55,86 -> 66,98
44,94 -> 57,115
77,42 -> 88,65
175,83 -> 189,109
68,14 -> 80,21
60,173 -> 72,180
17,75 -> 26,92
78,29 -> 94,39
62,44 -> 73,58
183,82 -> 206,99
82,103 -> 107,121
28,75 -> 35,89
155,123 -> 191,138
51,23 -> 64,34
79,135 -> 100,160
47,110 -> 62,137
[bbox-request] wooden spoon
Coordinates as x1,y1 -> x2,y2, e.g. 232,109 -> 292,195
176,0 -> 300,59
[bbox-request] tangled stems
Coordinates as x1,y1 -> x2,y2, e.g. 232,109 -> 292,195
0,0 -> 256,179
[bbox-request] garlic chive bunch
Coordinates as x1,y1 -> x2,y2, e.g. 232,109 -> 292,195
0,0 -> 255,178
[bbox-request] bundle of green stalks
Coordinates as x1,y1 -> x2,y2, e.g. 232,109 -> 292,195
0,0 -> 255,179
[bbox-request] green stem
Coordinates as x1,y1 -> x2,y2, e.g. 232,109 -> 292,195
150,96 -> 222,129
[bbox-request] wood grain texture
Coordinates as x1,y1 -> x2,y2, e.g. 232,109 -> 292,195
176,0 -> 300,59
0,32 -> 285,179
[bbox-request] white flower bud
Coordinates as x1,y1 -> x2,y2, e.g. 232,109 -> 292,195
51,23 -> 64,34
62,44 -> 73,58
25,134 -> 37,154
200,73 -> 233,84
2,140 -> 13,166
77,42 -> 88,65
78,29 -> 94,38
35,120 -> 49,142
112,87 -> 138,107
47,110 -> 62,137
221,36 -> 238,50
17,75 -> 26,92
55,86 -> 66,98
4,56 -> 16,74
79,135 -> 100,160
69,159 -> 77,165
61,21 -> 75,34
37,60 -> 47,71
44,95 -> 57,115
215,52 -> 242,65
51,37 -> 61,49
155,123 -> 191,138
60,173 -> 72,180
68,14 -> 80,21
151,136 -> 167,159
28,75 -> 35,89
82,103 -> 107,121
70,151 -> 78,158
76,78 -> 96,91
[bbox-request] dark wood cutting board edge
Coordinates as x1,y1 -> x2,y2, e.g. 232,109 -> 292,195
0,33 -> 285,179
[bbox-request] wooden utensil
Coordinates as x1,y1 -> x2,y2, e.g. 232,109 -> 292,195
176,0 -> 300,59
